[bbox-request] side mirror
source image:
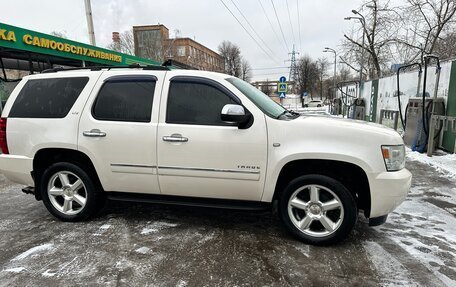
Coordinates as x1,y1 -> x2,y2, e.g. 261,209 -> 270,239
221,104 -> 250,125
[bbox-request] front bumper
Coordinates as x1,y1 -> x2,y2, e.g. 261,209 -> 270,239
368,168 -> 412,218
0,154 -> 34,186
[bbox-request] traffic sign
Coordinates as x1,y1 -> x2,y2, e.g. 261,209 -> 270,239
278,83 -> 288,93
279,92 -> 286,98
279,76 -> 286,83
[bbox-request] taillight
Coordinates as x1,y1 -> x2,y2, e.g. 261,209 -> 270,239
0,118 -> 8,154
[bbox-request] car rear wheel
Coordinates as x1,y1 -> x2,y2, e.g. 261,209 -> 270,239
40,162 -> 100,221
317,104 -> 322,107
279,174 -> 357,245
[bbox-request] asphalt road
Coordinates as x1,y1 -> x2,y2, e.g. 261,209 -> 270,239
0,159 -> 455,286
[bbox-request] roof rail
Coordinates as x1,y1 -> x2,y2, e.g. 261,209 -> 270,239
41,64 -> 170,73
162,59 -> 196,70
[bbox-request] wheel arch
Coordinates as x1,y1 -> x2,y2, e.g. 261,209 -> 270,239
272,159 -> 371,218
33,148 -> 103,200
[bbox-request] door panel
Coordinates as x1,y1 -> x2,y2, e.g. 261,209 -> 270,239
157,75 -> 267,201
78,71 -> 165,194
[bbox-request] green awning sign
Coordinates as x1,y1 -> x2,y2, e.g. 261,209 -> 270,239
0,22 -> 160,66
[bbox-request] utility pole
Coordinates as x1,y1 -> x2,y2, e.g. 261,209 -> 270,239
352,10 -> 366,98
345,12 -> 366,98
84,0 -> 96,46
323,47 -> 337,101
286,44 -> 299,93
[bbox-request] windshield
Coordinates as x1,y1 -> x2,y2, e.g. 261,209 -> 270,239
226,77 -> 287,119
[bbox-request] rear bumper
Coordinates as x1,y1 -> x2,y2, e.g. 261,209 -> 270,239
368,168 -> 412,218
0,154 -> 34,186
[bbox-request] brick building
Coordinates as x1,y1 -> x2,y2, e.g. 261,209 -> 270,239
133,24 -> 224,72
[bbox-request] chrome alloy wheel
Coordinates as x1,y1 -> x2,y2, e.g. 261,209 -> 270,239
287,184 -> 344,237
47,171 -> 87,216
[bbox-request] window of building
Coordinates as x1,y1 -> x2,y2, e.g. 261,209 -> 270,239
177,46 -> 186,57
92,77 -> 156,122
166,48 -> 173,58
166,81 -> 237,125
9,77 -> 89,118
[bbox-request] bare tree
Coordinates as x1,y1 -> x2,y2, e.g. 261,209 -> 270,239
316,58 -> 329,100
260,80 -> 273,96
218,41 -> 242,77
296,55 -> 319,104
342,0 -> 399,79
433,31 -> 456,59
396,0 -> 456,61
107,29 -> 134,55
338,66 -> 354,82
240,58 -> 252,82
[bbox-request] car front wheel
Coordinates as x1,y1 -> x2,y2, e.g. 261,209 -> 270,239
279,174 -> 357,245
40,162 -> 100,221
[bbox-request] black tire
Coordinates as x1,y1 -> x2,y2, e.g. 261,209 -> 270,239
40,162 -> 102,222
304,104 -> 308,107
317,104 -> 322,107
278,174 -> 357,245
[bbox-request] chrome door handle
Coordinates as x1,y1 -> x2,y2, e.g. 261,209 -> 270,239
83,129 -> 106,137
163,133 -> 188,142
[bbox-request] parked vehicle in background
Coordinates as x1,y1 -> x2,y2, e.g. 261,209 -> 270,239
0,66 -> 411,245
304,100 -> 324,107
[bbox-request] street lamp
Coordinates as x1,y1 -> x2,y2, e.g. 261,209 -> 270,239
345,11 -> 366,98
323,47 -> 337,102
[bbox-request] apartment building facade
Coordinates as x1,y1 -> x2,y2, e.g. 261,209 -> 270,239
133,24 -> 224,72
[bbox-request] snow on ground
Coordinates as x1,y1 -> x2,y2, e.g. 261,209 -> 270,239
382,196 -> 456,286
373,155 -> 456,287
407,148 -> 456,178
140,221 -> 179,235
2,267 -> 25,273
11,243 -> 54,261
363,241 -> 421,287
134,247 -> 150,254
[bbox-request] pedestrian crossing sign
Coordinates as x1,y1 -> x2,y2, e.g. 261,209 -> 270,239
278,83 -> 288,93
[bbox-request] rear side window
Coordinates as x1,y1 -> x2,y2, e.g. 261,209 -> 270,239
166,81 -> 237,125
92,78 -> 156,122
9,77 -> 89,118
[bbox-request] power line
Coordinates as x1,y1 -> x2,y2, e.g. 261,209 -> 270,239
285,0 -> 296,46
229,0 -> 281,63
270,0 -> 290,52
296,0 -> 302,52
257,0 -> 288,55
251,71 -> 288,77
251,66 -> 289,70
219,0 -> 279,64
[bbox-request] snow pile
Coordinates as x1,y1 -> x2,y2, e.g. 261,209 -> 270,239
407,149 -> 456,178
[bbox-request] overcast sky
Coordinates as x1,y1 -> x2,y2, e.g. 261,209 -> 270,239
3,0 -> 362,80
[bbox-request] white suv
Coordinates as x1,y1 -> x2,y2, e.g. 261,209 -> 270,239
0,66 -> 411,245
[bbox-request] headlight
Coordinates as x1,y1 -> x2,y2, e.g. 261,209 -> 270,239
381,145 -> 405,171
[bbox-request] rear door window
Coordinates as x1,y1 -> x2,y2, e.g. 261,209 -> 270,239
9,77 -> 89,118
92,77 -> 156,122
